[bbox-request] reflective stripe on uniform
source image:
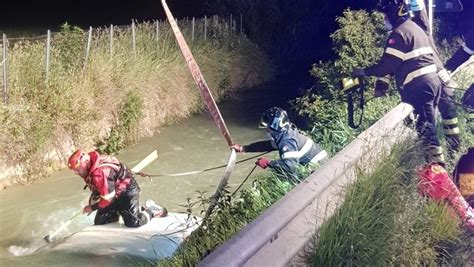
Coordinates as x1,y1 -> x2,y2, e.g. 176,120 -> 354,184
101,190 -> 116,200
385,46 -> 433,61
377,76 -> 391,83
404,47 -> 433,60
310,150 -> 328,164
443,127 -> 460,135
281,138 -> 314,160
442,117 -> 458,125
403,64 -> 437,85
385,47 -> 406,60
463,43 -> 474,55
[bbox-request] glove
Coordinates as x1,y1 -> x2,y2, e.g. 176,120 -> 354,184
437,69 -> 451,85
374,77 -> 390,98
83,205 -> 94,215
351,68 -> 366,77
231,144 -> 244,153
256,157 -> 270,169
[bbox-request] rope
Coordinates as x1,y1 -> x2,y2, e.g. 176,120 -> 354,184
231,164 -> 257,197
135,151 -> 270,178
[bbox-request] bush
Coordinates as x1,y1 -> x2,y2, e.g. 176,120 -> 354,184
291,9 -> 399,154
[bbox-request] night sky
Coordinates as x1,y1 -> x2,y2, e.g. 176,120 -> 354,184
0,0 -> 205,30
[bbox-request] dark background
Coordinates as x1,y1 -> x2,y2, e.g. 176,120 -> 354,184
0,0 -> 204,28
0,0 -> 471,78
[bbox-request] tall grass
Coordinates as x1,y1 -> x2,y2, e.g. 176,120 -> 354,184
308,140 -> 468,266
157,172 -> 297,266
0,18 -> 275,184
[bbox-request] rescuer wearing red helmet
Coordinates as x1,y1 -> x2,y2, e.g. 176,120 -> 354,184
68,149 -> 167,227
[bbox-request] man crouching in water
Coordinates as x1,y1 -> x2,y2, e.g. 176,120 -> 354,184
68,149 -> 167,227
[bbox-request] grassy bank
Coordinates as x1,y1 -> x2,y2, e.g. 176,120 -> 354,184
307,140 -> 470,265
0,19 -> 274,185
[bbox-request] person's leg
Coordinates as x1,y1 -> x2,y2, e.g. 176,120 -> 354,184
414,100 -> 445,164
439,89 -> 461,154
118,179 -> 149,227
94,204 -> 120,225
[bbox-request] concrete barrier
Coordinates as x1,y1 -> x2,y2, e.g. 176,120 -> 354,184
199,102 -> 414,267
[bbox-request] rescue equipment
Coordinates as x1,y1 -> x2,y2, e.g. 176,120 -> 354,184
342,77 -> 365,129
161,0 -> 237,220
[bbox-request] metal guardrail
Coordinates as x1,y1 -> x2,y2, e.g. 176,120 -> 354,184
199,102 -> 414,267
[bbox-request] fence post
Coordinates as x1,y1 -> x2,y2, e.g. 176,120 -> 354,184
131,19 -> 136,55
2,33 -> 8,104
45,30 -> 51,83
109,24 -> 114,59
230,14 -> 233,32
204,15 -> 207,41
240,13 -> 243,35
85,26 -> 92,63
192,17 -> 195,42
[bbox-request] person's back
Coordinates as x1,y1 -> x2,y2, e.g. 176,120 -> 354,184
383,19 -> 439,90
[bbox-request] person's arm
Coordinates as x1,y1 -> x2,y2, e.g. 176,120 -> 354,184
242,140 -> 276,153
364,33 -> 405,77
446,31 -> 474,72
267,139 -> 299,174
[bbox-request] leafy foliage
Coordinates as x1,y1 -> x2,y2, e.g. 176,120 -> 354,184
292,9 -> 398,154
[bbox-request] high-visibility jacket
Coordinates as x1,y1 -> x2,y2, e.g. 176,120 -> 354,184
85,151 -> 136,209
243,125 -> 327,175
364,19 -> 439,93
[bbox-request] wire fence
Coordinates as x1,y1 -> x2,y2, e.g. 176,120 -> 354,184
0,14 -> 244,105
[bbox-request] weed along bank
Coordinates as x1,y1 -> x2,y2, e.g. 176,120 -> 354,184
0,17 -> 274,188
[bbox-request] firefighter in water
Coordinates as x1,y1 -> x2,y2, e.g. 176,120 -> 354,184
375,0 -> 461,155
352,0 -> 444,163
68,149 -> 167,227
231,107 -> 327,180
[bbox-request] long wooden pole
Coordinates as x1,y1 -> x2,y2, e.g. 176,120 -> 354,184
161,0 -> 234,146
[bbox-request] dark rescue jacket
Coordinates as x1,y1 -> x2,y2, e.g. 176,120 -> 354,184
365,19 -> 439,96
243,125 -> 327,175
85,151 -> 137,209
446,28 -> 474,72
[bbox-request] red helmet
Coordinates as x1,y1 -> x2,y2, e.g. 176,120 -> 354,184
68,150 -> 90,177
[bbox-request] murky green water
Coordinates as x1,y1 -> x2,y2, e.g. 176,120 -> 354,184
0,84 -> 294,266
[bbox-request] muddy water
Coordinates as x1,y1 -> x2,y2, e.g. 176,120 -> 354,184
0,84 -> 295,266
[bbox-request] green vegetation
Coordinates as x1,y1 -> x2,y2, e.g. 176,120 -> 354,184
1,18 -> 274,183
308,140 -> 468,265
154,9 -> 474,265
292,9 -> 400,155
157,170 -> 299,266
